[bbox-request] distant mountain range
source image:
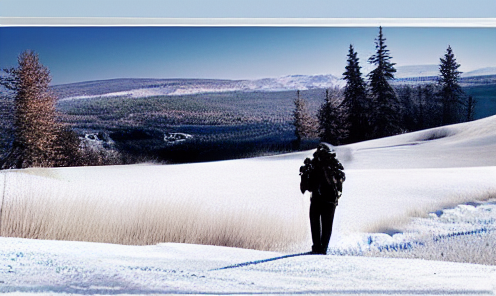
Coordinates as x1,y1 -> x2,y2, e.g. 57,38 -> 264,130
395,65 -> 496,78
54,74 -> 345,100
2,65 -> 496,100
462,67 -> 496,77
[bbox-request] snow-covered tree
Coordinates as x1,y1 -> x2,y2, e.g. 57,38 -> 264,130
342,44 -> 371,143
368,26 -> 402,138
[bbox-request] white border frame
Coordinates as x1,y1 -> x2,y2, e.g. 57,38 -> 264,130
1,17 -> 495,27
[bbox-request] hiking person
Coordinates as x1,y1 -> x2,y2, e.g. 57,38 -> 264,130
300,143 -> 345,255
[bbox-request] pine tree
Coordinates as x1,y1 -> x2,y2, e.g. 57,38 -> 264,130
292,90 -> 317,148
342,44 -> 370,143
438,45 -> 465,125
466,95 -> 476,122
317,88 -> 347,145
419,84 -> 443,129
396,85 -> 416,132
368,26 -> 401,138
0,50 -> 80,169
416,85 -> 425,130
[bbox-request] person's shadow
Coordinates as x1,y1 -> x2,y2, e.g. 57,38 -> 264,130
211,252 -> 317,271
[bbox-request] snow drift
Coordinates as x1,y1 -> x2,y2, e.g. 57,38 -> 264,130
0,116 -> 496,253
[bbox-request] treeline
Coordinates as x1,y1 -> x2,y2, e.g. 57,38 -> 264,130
294,27 -> 476,146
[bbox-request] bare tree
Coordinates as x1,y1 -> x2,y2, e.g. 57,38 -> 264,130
293,90 -> 317,148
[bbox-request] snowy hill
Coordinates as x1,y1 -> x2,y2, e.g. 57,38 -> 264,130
243,74 -> 344,91
394,64 -> 440,78
48,66 -> 496,100
392,65 -> 496,79
54,74 -> 344,100
462,67 -> 496,77
1,115 -> 496,294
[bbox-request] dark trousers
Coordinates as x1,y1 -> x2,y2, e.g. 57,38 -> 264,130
309,199 -> 336,254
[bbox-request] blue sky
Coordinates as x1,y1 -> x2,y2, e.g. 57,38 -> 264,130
0,26 -> 495,85
1,0 -> 495,85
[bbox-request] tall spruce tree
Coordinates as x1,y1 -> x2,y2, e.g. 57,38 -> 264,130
0,50 -> 80,169
317,88 -> 347,145
438,45 -> 465,125
342,44 -> 370,143
368,26 -> 401,138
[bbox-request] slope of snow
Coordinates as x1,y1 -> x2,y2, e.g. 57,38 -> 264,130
386,65 -> 496,80
244,74 -> 345,91
60,74 -> 344,100
54,66 -> 496,101
462,67 -> 496,77
1,115 -> 496,294
394,65 -> 440,78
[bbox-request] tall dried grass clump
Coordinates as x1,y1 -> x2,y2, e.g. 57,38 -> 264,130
0,165 -> 310,252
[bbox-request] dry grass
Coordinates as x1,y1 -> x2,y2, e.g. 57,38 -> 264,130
0,167 -> 310,252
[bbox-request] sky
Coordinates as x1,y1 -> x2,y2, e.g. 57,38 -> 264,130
0,0 -> 495,85
0,26 -> 495,85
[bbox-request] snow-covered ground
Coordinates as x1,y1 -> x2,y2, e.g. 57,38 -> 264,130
2,237 -> 495,295
1,115 -> 496,294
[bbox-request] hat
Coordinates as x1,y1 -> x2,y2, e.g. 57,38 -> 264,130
313,143 -> 337,161
317,143 -> 330,152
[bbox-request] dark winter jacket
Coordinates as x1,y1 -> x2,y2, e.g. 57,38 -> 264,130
300,147 -> 345,205
311,164 -> 340,205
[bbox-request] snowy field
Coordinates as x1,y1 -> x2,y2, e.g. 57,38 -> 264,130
1,115 -> 496,294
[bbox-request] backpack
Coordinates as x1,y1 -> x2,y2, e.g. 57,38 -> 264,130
299,145 -> 345,200
299,158 -> 315,194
